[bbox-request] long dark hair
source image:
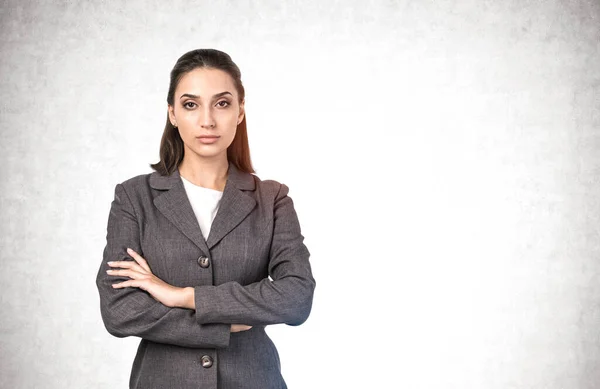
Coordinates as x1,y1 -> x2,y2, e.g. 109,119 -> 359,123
150,49 -> 255,175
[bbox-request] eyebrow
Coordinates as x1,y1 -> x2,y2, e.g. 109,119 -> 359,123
179,91 -> 233,100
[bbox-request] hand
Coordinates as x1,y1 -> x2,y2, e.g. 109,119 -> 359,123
230,324 -> 252,333
107,248 -> 184,308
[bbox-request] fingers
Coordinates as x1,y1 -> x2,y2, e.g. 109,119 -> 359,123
106,252 -> 150,285
107,247 -> 152,273
107,260 -> 145,274
107,249 -> 156,292
127,248 -> 152,272
106,268 -> 147,279
111,279 -> 146,290
230,324 -> 253,333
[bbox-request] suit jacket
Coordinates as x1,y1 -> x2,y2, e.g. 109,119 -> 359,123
96,161 -> 316,389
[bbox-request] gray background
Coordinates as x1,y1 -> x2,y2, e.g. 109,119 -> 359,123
1,0 -> 599,388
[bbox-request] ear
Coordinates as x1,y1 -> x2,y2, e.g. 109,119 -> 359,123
237,99 -> 245,125
167,104 -> 176,126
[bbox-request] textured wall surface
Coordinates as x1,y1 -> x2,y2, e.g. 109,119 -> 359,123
1,0 -> 599,388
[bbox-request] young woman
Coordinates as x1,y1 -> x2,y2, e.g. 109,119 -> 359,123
96,48 -> 316,389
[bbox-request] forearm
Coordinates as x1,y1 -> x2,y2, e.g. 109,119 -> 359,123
193,273 -> 315,326
97,263 -> 231,349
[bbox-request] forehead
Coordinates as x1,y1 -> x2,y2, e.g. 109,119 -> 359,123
175,68 -> 237,98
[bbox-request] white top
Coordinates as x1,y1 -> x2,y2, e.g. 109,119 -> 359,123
180,175 -> 224,241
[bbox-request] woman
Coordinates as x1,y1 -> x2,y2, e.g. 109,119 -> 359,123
96,48 -> 316,389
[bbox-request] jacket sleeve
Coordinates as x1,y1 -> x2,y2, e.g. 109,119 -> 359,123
96,183 -> 231,349
194,182 -> 316,327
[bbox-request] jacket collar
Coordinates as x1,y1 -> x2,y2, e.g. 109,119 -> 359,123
149,160 -> 255,191
149,160 -> 257,255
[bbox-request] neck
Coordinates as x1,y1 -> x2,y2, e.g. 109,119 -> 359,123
178,156 -> 229,191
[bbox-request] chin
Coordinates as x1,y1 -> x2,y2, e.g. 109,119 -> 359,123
194,148 -> 227,158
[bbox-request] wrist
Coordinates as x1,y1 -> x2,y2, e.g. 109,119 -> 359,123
178,287 -> 196,310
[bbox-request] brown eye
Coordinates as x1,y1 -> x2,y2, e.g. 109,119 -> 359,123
216,100 -> 230,108
183,101 -> 197,109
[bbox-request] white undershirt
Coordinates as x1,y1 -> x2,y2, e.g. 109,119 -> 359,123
180,175 -> 224,241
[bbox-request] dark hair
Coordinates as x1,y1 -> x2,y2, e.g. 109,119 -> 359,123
150,49 -> 255,175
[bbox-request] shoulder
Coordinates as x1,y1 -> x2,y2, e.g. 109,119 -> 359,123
252,173 -> 290,202
110,173 -> 155,205
117,172 -> 153,191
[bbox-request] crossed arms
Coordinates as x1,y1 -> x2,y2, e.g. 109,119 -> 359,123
96,182 -> 315,349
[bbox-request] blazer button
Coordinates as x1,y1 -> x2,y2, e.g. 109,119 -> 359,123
197,256 -> 210,268
200,355 -> 213,368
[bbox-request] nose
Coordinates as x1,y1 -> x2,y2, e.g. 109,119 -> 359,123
200,106 -> 216,129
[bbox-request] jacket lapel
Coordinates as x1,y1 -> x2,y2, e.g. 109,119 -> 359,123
149,161 -> 257,255
206,166 -> 257,250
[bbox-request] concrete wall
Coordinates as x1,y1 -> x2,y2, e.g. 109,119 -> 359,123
1,1 -> 599,387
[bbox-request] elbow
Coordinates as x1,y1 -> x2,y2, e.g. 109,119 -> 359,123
97,283 -> 133,338
98,293 -> 150,339
101,306 -> 151,339
285,276 -> 316,326
97,288 -> 169,339
100,306 -> 131,338
286,305 -> 312,326
105,324 -> 128,339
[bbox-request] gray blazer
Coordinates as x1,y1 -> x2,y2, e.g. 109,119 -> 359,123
96,161 -> 316,389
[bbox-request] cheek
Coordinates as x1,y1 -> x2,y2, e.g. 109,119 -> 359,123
219,114 -> 239,132
177,127 -> 190,141
179,113 -> 199,132
220,111 -> 238,124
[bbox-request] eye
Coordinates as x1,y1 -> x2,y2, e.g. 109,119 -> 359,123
183,101 -> 197,109
216,100 -> 230,108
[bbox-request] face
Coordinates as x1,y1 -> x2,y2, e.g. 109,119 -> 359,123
168,67 -> 245,162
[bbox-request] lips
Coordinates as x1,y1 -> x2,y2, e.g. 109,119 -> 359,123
196,135 -> 220,144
